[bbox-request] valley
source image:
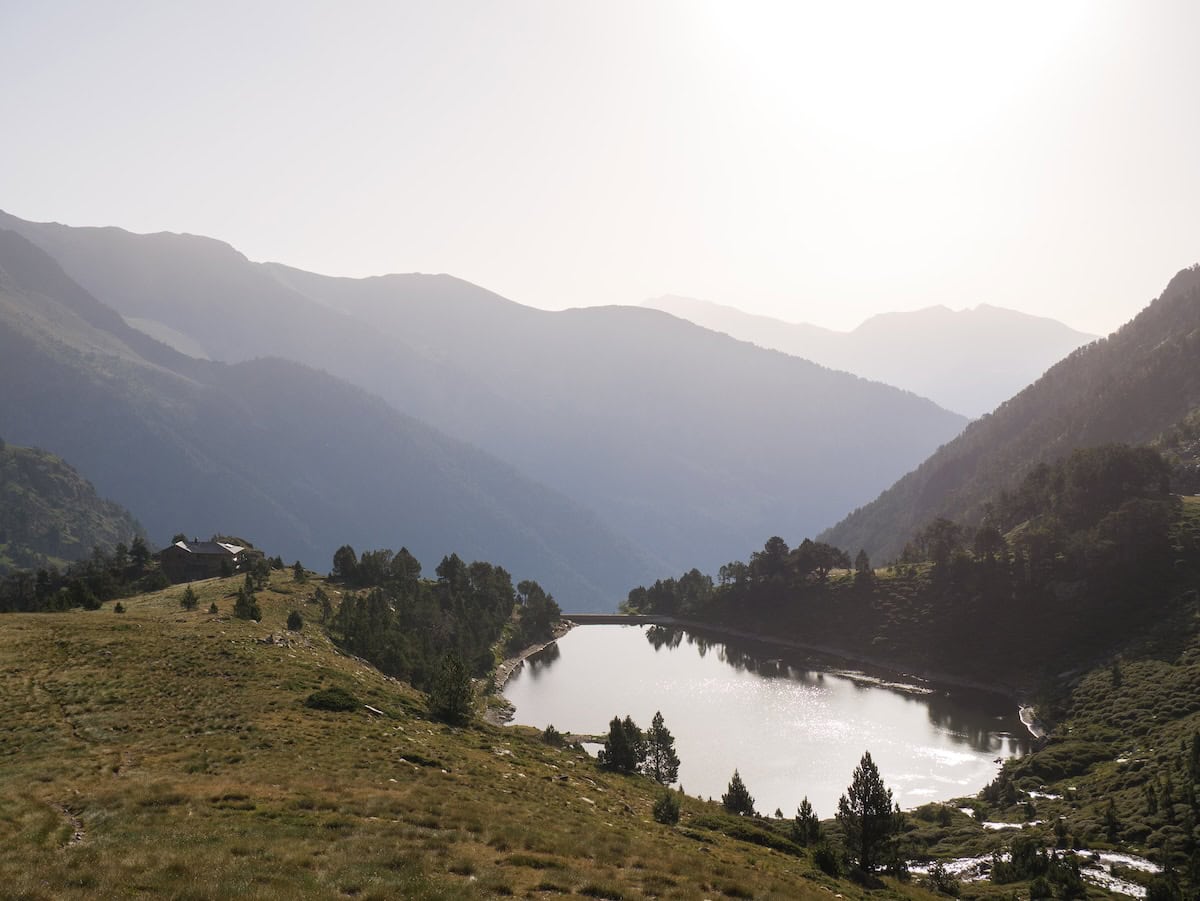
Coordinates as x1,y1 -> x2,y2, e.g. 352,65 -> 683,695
5,5 -> 1200,897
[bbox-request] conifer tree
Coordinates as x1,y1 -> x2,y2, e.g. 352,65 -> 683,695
836,750 -> 897,871
233,585 -> 261,621
180,585 -> 198,610
428,651 -> 473,725
599,715 -> 645,774
854,549 -> 872,583
643,710 -> 681,785
722,769 -> 756,816
793,796 -> 821,845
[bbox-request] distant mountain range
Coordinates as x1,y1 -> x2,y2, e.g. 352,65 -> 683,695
643,295 -> 1097,418
820,264 -> 1200,561
0,228 -> 650,609
0,211 -> 967,588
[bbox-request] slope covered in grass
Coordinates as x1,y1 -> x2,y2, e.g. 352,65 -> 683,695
0,571 -> 927,900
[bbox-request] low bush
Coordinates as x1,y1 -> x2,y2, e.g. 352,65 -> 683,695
304,686 -> 360,711
813,841 -> 842,877
653,790 -> 680,825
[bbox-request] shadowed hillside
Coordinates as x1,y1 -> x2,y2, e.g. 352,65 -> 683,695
821,265 -> 1200,561
0,229 -> 650,610
0,439 -> 143,574
0,211 -> 967,576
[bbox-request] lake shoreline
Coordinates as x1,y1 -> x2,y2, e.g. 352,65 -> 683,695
485,619 -> 577,726
503,617 -> 1034,815
559,613 -> 1044,740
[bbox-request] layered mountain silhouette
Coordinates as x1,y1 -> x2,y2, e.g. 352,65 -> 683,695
0,211 -> 968,579
643,295 -> 1096,418
0,228 -> 652,609
820,264 -> 1200,561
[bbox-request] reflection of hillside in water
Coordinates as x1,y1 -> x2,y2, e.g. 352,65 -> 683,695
523,641 -> 562,679
922,697 -> 1029,757
644,624 -> 1030,758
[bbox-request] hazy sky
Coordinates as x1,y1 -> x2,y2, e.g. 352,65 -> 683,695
2,1 -> 1199,334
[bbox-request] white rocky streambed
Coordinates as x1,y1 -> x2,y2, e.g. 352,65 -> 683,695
910,849 -> 1162,898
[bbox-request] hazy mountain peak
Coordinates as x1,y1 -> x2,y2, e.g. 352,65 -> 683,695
820,262 -> 1200,561
641,294 -> 1096,417
1,210 -> 967,598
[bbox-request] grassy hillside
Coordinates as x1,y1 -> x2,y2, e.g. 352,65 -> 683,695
821,265 -> 1200,561
0,572 -> 931,900
0,439 -> 143,574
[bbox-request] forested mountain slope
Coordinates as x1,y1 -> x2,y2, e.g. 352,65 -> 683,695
0,229 -> 650,609
0,211 -> 967,575
0,439 -> 143,574
821,265 -> 1200,561
645,295 -> 1096,418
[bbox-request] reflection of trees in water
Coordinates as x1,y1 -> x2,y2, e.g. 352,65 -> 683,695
643,626 -> 826,686
923,692 -> 1032,756
642,624 -> 1028,756
524,641 -> 561,679
646,625 -> 684,651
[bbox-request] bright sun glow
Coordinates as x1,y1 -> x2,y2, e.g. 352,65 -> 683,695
702,0 -> 1089,153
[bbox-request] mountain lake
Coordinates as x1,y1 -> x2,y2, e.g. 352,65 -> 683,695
503,624 -> 1031,817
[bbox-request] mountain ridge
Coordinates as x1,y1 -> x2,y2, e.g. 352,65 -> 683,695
0,227 -> 652,609
819,263 -> 1200,561
0,210 -> 968,577
643,294 -> 1097,417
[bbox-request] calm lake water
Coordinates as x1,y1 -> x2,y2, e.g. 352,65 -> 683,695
503,624 -> 1030,818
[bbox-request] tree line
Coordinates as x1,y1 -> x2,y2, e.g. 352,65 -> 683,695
621,444 -> 1189,684
327,544 -> 560,697
0,537 -> 163,613
595,710 -> 903,877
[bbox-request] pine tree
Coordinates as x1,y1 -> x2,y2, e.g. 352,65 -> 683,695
599,715 -> 644,774
854,548 -> 872,582
722,769 -> 755,816
793,796 -> 821,845
428,652 -> 473,725
292,560 -> 307,582
180,585 -> 199,610
233,585 -> 260,621
129,536 -> 151,572
313,585 -> 333,623
643,710 -> 681,785
836,750 -> 897,871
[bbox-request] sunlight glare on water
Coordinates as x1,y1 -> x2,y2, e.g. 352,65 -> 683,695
504,625 -> 1029,816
